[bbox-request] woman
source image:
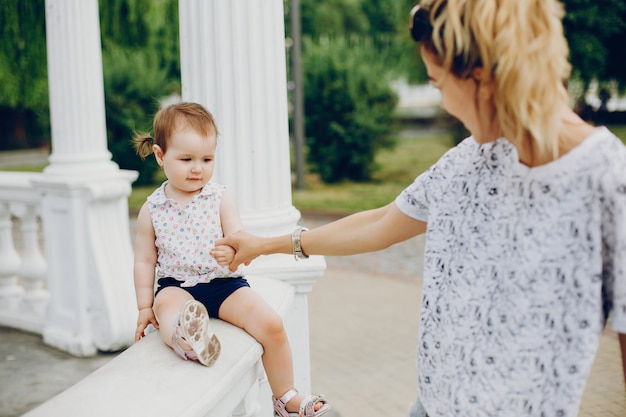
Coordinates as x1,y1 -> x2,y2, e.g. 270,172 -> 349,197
213,1 -> 626,415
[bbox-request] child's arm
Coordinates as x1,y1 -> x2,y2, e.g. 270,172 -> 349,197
218,188 -> 244,237
210,188 -> 245,267
133,203 -> 159,341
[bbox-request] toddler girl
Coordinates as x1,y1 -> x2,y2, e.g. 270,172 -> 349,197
132,102 -> 331,417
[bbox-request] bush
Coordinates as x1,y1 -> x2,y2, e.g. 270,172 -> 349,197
302,36 -> 399,183
102,42 -> 179,185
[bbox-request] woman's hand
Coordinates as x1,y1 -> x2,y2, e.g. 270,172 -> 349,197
214,230 -> 261,271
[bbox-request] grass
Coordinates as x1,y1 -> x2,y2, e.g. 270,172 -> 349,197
3,125 -> 626,214
292,132 -> 455,213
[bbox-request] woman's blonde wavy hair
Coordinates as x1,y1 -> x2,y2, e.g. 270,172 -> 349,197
419,0 -> 571,161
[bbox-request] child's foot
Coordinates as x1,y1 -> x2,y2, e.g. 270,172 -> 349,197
273,388 -> 331,417
171,300 -> 221,366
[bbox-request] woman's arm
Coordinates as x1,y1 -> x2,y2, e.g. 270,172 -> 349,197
215,202 -> 427,271
618,333 -> 626,386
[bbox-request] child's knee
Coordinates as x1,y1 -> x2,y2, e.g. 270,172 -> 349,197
259,312 -> 287,344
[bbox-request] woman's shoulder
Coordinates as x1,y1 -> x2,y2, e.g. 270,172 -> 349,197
577,127 -> 626,173
593,127 -> 626,186
427,135 -> 501,179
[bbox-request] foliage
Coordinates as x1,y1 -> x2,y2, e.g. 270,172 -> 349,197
102,42 -> 178,185
98,0 -> 180,185
99,0 -> 180,80
562,0 -> 626,100
0,0 -> 49,149
290,0 -> 427,84
302,36 -> 398,183
300,0 -> 369,37
292,132 -> 454,213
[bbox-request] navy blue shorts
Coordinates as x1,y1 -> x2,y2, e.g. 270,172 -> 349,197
155,277 -> 250,318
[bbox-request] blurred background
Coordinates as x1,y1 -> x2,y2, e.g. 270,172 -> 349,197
1,0 -> 625,213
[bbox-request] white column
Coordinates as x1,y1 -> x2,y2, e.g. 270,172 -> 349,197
35,0 -> 138,356
43,0 -> 117,177
179,0 -> 326,396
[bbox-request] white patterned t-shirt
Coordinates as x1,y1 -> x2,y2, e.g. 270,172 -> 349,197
395,127 -> 626,417
147,181 -> 244,287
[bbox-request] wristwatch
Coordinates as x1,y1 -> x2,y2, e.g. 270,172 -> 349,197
291,226 -> 309,260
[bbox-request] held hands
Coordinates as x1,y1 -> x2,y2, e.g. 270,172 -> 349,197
211,244 -> 236,266
212,230 -> 259,272
135,307 -> 159,342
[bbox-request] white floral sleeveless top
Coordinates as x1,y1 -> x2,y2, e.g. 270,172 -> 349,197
147,181 -> 244,287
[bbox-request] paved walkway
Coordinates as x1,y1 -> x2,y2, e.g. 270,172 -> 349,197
1,214 -> 625,416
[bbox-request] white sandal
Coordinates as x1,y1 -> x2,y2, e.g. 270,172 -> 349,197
171,300 -> 221,366
272,388 -> 331,417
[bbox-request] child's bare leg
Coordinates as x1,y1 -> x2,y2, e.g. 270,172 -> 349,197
219,287 -> 322,413
153,286 -> 194,348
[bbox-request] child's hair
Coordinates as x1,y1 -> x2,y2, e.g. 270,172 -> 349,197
417,0 -> 571,161
133,102 -> 220,159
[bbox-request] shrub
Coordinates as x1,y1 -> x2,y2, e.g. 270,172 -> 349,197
302,36 -> 398,183
102,42 -> 179,185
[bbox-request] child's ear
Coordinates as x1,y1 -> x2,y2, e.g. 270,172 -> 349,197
153,144 -> 165,166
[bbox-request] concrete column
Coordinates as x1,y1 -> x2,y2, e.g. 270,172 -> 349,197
35,0 -> 138,355
179,0 -> 326,396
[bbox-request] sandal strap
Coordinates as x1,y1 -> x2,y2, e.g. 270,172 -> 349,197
277,388 -> 299,406
171,313 -> 198,361
273,388 -> 299,417
298,394 -> 330,417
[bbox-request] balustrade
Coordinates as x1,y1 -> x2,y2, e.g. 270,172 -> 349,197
0,172 -> 48,334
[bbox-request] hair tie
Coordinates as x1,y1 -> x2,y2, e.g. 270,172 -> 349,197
410,5 -> 432,43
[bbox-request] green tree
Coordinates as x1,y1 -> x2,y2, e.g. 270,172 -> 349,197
102,43 -> 176,185
300,0 -> 369,37
0,0 -> 49,150
360,1 -> 399,35
303,37 -> 398,183
561,0 -> 626,101
99,0 -> 179,79
98,0 -> 180,185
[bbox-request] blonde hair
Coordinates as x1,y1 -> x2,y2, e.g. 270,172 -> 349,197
133,102 -> 219,159
419,0 -> 571,161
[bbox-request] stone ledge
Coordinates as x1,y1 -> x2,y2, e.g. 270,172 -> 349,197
23,276 -> 294,417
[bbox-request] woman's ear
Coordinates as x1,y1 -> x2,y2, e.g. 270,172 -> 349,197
472,67 -> 495,100
153,144 -> 164,166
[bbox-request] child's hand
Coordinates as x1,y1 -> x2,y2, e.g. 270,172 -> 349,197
135,307 -> 159,342
211,244 -> 235,266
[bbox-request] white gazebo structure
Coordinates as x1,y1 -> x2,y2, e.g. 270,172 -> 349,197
0,0 -> 325,415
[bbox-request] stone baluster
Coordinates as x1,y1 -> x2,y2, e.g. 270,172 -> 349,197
0,202 -> 24,312
13,203 -> 48,323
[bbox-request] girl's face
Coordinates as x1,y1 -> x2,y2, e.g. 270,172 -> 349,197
421,46 -> 499,143
153,124 -> 217,198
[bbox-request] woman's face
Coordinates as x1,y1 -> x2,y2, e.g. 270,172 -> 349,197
421,46 -> 499,143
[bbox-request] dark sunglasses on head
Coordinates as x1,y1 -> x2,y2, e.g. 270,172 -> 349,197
409,5 -> 432,42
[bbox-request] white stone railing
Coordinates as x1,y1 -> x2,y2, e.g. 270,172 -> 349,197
24,276 -> 295,417
0,171 -> 323,417
0,172 -> 48,334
